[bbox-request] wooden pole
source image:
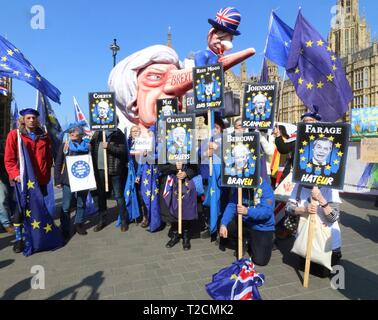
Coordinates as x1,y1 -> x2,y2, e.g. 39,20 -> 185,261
178,169 -> 182,235
208,110 -> 213,177
303,195 -> 317,288
238,188 -> 243,260
102,130 -> 109,192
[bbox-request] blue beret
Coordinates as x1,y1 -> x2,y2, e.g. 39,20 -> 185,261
19,108 -> 40,117
301,106 -> 322,121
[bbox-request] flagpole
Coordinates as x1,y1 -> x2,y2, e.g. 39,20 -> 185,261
178,169 -> 182,236
208,110 -> 213,177
103,130 -> 109,192
303,190 -> 316,288
276,70 -> 286,123
237,188 -> 243,260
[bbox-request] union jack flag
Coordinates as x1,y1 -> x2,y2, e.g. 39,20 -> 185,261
73,96 -> 92,136
163,175 -> 174,198
216,7 -> 241,27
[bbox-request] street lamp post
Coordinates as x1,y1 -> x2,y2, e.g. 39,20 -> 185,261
110,38 -> 120,67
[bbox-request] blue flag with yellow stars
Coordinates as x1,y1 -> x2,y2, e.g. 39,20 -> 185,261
265,11 -> 294,68
15,132 -> 64,256
286,11 -> 353,122
0,35 -> 61,103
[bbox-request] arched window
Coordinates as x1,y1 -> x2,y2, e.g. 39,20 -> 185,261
364,67 -> 369,88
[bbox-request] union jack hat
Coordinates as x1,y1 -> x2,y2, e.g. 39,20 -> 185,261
208,7 -> 241,36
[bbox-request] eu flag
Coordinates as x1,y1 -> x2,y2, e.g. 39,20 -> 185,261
0,35 -> 61,103
265,12 -> 294,68
36,91 -> 63,159
15,132 -> 63,256
286,11 -> 353,122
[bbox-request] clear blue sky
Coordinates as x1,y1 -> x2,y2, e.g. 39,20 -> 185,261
1,0 -> 377,127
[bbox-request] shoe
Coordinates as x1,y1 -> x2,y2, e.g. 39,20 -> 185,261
13,240 -> 24,254
75,223 -> 88,235
141,217 -> 149,228
182,230 -> 191,251
121,221 -> 129,232
168,225 -> 174,238
210,232 -> 217,243
166,231 -> 180,248
5,226 -> 15,235
62,229 -> 70,242
93,218 -> 106,232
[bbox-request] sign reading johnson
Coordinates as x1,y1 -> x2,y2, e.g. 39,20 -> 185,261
89,92 -> 117,131
161,114 -> 196,164
221,132 -> 261,189
293,123 -> 350,189
242,83 -> 277,130
192,63 -> 224,112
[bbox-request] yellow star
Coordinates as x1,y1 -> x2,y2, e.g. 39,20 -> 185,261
1,56 -> 6,62
36,75 -> 42,81
14,48 -> 20,53
24,73 -> 32,78
333,160 -> 339,165
27,180 -> 35,189
326,165 -> 331,170
7,49 -> 13,56
151,195 -> 155,201
155,188 -> 159,194
307,163 -> 312,168
315,166 -> 321,171
13,70 -> 20,76
298,77 -> 304,85
331,55 -> 337,61
327,46 -> 332,52
302,141 -> 308,146
295,68 -> 300,74
25,209 -> 31,218
337,151 -> 343,157
306,82 -> 313,90
327,74 -> 334,82
332,64 -> 337,71
306,40 -> 313,47
317,40 -> 324,47
145,190 -> 151,197
31,220 -> 41,230
301,157 -> 306,161
143,179 -> 149,186
146,169 -> 151,175
251,148 -> 255,153
329,136 -> 335,142
335,143 -> 342,148
126,190 -> 130,196
210,188 -> 215,196
250,163 -> 255,168
253,156 -> 257,161
319,133 -> 325,138
309,135 -> 315,141
317,81 -> 324,89
299,148 -> 304,154
44,224 -> 52,233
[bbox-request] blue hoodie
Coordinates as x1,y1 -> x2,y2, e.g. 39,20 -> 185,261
221,179 -> 275,232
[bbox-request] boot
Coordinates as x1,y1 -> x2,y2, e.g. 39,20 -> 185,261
93,215 -> 106,232
75,223 -> 88,235
141,216 -> 149,228
13,240 -> 24,254
166,231 -> 180,248
182,230 -> 191,251
120,220 -> 129,232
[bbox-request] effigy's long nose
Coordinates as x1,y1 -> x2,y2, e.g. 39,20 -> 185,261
163,48 -> 256,97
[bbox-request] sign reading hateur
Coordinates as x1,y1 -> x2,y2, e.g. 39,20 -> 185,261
161,114 -> 196,164
89,92 -> 117,131
221,132 -> 261,189
293,123 -> 350,189
193,63 -> 224,112
242,83 -> 277,130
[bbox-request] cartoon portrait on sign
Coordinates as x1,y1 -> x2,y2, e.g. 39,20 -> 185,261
163,115 -> 196,164
221,132 -> 260,188
193,64 -> 224,111
89,92 -> 117,130
293,123 -> 350,189
242,83 -> 276,129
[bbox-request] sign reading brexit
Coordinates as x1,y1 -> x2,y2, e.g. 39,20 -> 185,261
88,92 -> 117,131
242,83 -> 277,130
292,123 -> 350,189
221,132 -> 261,189
192,63 -> 224,112
66,154 -> 97,192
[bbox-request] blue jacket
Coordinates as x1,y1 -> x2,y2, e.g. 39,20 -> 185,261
221,179 -> 275,232
194,49 -> 219,67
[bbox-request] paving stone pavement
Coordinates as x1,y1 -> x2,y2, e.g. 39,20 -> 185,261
0,193 -> 377,300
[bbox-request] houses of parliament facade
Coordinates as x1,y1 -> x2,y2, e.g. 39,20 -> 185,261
224,0 -> 377,124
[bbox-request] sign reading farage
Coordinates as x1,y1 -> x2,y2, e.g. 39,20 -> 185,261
292,123 -> 350,189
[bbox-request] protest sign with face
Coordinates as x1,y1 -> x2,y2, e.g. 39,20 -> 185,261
193,63 -> 224,112
242,83 -> 277,130
89,92 -> 117,131
221,132 -> 261,189
293,123 -> 350,189
161,114 -> 196,164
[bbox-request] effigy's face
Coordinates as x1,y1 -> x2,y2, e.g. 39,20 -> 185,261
136,63 -> 178,128
208,29 -> 233,55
